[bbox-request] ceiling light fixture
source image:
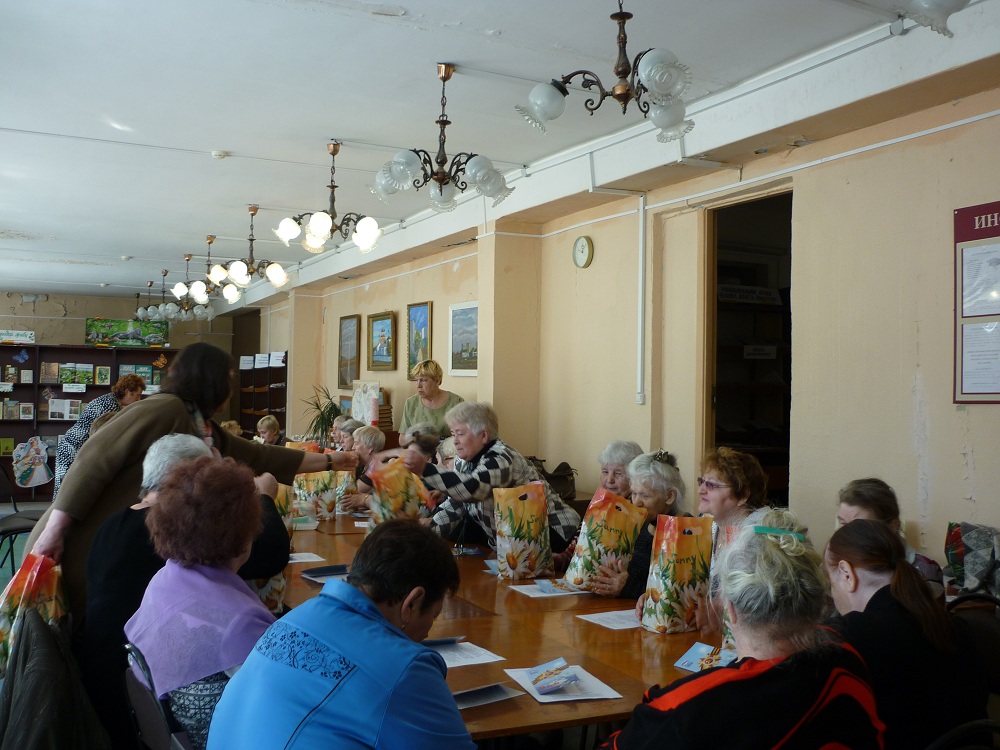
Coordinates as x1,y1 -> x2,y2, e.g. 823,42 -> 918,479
273,141 -> 383,254
168,254 -> 217,321
372,63 -> 513,212
515,0 -> 694,142
220,205 -> 289,303
896,0 -> 970,36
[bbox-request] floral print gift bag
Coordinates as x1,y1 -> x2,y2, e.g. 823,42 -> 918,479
367,459 -> 430,527
565,488 -> 646,591
640,515 -> 713,634
494,482 -> 553,580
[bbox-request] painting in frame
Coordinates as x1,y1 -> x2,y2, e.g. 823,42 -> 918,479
367,311 -> 396,371
338,314 -> 361,390
406,301 -> 432,380
449,301 -> 478,377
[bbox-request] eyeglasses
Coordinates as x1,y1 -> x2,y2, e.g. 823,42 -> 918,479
696,476 -> 730,491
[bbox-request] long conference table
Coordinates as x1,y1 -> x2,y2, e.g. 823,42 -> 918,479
283,516 -> 700,742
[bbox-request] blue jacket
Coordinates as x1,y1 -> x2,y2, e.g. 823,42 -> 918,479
207,579 -> 475,750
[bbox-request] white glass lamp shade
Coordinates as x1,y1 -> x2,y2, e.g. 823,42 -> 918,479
637,48 -> 691,105
192,304 -> 207,320
898,0 -> 970,37
308,211 -> 333,239
384,150 -> 423,190
222,283 -> 241,303
464,155 -> 495,185
370,170 -> 399,204
477,170 -> 514,207
352,216 -> 383,254
208,264 -> 229,284
179,308 -> 194,322
273,217 -> 302,246
650,101 -> 694,143
135,307 -> 148,321
145,305 -> 159,319
264,263 -> 289,287
164,302 -> 180,318
429,181 -> 457,213
515,81 -> 567,134
171,282 -> 188,300
192,290 -> 210,305
302,231 -> 327,253
189,280 -> 207,298
204,305 -> 217,321
228,260 -> 251,286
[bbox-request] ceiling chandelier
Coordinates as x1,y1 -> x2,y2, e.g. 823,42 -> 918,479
213,205 -> 289,303
135,270 -> 218,322
273,141 -> 383,254
372,63 -> 514,213
515,1 -> 694,143
896,0 -> 970,36
171,253 -> 211,307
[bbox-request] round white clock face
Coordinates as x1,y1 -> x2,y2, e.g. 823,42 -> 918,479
573,236 -> 594,268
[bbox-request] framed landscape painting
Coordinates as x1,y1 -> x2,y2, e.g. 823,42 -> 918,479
338,314 -> 361,390
367,311 -> 396,371
406,301 -> 432,379
449,302 -> 478,377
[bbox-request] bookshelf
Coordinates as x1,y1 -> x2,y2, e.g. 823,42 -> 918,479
238,353 -> 287,438
0,343 -> 177,503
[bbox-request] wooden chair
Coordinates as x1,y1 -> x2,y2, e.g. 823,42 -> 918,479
123,643 -> 193,750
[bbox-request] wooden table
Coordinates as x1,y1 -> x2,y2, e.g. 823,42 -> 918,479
282,527 -> 701,740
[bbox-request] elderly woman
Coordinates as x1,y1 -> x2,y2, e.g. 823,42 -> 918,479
340,425 -> 387,511
827,519 -> 985,749
598,440 -> 643,498
337,418 -> 365,451
402,402 -> 580,551
53,373 -> 145,498
208,520 -> 475,750
76,434 -> 288,749
126,456 -> 275,750
28,342 -> 356,622
399,359 -> 464,437
604,509 -> 884,749
591,451 -> 686,599
836,477 -> 942,583
256,414 -> 286,446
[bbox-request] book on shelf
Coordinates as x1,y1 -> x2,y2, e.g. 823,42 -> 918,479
151,369 -> 162,385
118,364 -> 136,378
2,400 -> 18,420
3,365 -> 16,383
48,398 -> 82,420
40,435 -> 58,456
18,403 -> 33,420
20,369 -> 32,384
134,364 -> 153,384
36,400 -> 48,420
95,365 -> 111,386
39,362 -> 59,384
58,363 -> 76,384
0,438 -> 12,456
75,363 -> 94,385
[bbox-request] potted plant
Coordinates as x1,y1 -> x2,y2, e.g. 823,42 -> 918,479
301,385 -> 341,449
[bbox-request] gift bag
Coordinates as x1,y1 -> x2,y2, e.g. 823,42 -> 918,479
285,441 -> 321,452
565,488 -> 646,591
0,552 -> 69,676
247,572 -> 287,616
640,515 -> 713,634
494,482 -> 553,580
293,470 -> 357,520
272,483 -> 295,539
367,459 -> 430,527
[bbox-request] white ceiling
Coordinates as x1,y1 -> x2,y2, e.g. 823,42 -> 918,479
0,0 -> 993,305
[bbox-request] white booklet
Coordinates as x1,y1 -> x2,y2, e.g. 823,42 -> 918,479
452,683 -> 524,710
504,665 -> 622,703
576,609 -> 641,630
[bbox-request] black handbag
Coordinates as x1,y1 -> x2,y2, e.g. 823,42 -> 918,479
526,457 -> 577,503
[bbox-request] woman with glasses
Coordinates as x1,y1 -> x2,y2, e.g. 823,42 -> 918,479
399,360 -> 464,437
591,450 -> 687,598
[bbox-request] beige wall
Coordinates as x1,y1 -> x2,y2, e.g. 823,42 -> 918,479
0,292 -> 232,349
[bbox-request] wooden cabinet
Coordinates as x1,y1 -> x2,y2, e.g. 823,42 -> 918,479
0,343 -> 176,503
238,354 -> 287,437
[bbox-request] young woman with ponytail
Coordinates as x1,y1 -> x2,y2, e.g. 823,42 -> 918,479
826,519 -> 987,750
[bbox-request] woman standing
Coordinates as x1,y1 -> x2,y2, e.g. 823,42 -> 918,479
826,519 -> 986,749
53,373 -> 145,498
399,360 -> 463,437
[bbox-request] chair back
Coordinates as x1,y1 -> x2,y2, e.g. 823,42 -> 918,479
123,643 -> 193,750
948,594 -> 1000,696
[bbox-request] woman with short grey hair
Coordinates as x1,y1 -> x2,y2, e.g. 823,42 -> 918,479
597,440 -> 643,498
603,509 -> 883,749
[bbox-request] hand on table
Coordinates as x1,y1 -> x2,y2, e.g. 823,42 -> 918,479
591,558 -> 628,598
635,592 -> 647,621
340,492 -> 371,511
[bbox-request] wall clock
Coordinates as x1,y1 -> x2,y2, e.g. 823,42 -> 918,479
573,235 -> 594,269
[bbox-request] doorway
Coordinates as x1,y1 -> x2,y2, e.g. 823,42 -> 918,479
711,193 -> 792,505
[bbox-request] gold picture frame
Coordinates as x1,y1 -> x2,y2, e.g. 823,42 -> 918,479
367,311 -> 396,371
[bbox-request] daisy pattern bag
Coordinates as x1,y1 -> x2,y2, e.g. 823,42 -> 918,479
640,515 -> 713,634
493,481 -> 553,580
565,488 -> 646,591
367,459 -> 431,526
293,470 -> 357,520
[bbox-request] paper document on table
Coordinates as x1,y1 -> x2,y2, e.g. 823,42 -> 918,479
452,683 -> 524,710
287,552 -> 325,563
510,579 -> 589,598
483,559 -> 499,575
504,666 -> 621,703
427,641 -> 505,668
576,609 -> 641,630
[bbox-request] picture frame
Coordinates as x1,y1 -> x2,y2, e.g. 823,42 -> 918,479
338,314 -> 361,390
367,311 -> 396,371
95,365 -> 111,386
449,301 -> 479,377
339,395 -> 352,415
406,301 -> 432,379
